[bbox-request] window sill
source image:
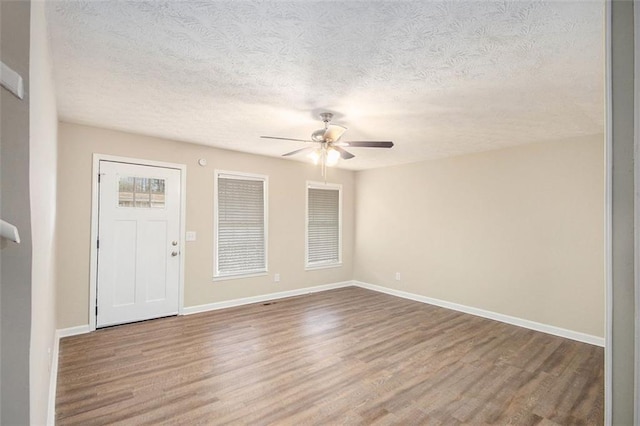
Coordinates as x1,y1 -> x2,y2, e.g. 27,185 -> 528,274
305,262 -> 342,271
213,271 -> 268,282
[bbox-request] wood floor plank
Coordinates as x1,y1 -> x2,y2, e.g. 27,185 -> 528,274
56,287 -> 603,425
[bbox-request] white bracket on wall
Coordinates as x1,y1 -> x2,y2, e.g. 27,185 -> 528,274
0,219 -> 21,243
1,61 -> 24,100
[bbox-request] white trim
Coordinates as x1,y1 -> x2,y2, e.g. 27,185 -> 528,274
178,161 -> 187,315
213,169 -> 269,279
90,154 -> 187,329
47,325 -> 92,425
212,272 -> 268,282
605,1 -> 613,424
305,181 -> 343,269
56,325 -> 92,338
216,171 -> 267,181
353,281 -> 605,347
182,281 -> 353,315
307,181 -> 342,190
89,155 -> 100,332
304,263 -> 343,271
183,280 -> 604,347
46,331 -> 60,426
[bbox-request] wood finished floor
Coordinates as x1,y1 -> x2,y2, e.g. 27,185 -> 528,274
56,287 -> 603,425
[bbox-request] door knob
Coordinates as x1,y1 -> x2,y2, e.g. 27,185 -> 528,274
171,251 -> 179,257
172,240 -> 178,246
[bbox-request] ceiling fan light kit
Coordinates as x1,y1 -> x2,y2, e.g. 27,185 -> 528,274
326,148 -> 341,165
261,112 -> 394,177
308,146 -> 341,165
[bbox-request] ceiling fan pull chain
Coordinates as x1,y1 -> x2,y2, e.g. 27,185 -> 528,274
322,148 -> 327,179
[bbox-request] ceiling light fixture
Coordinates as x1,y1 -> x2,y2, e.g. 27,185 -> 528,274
308,145 -> 340,177
326,147 -> 340,166
308,149 -> 321,165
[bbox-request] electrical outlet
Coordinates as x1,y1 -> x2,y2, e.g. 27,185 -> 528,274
274,273 -> 280,283
395,272 -> 401,281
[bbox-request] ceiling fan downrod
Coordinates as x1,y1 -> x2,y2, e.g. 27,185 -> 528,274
312,113 -> 333,142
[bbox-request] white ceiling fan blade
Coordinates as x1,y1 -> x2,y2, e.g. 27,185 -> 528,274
282,146 -> 315,157
261,136 -> 314,143
323,124 -> 347,143
332,146 -> 356,159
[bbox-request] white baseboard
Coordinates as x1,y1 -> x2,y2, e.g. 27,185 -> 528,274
352,281 -> 605,347
52,282 -> 355,336
47,325 -> 92,425
47,330 -> 60,426
57,324 -> 92,338
182,281 -> 354,315
55,282 -> 605,347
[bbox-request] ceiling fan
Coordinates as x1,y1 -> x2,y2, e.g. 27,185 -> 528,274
260,112 -> 394,176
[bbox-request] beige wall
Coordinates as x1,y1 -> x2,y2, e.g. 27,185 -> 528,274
354,134 -> 604,338
29,1 -> 58,423
56,122 -> 355,329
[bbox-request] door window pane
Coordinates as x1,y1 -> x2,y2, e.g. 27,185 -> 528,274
134,177 -> 151,208
119,177 -> 165,208
150,179 -> 166,208
118,177 -> 135,207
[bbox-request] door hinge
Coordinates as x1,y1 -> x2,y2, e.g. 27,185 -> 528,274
95,305 -> 98,316
98,173 -> 101,183
97,239 -> 100,249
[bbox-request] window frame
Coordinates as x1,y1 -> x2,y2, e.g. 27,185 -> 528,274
213,170 -> 269,280
305,181 -> 343,270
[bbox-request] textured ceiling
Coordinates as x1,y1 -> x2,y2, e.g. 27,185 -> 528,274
46,0 -> 604,170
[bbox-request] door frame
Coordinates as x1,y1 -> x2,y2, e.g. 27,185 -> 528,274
88,153 -> 187,331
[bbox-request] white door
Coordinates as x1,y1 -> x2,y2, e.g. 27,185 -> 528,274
96,161 -> 182,327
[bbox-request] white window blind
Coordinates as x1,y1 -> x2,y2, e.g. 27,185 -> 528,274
215,173 -> 267,277
307,184 -> 341,267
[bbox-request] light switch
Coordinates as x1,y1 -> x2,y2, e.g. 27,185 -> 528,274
186,231 -> 196,241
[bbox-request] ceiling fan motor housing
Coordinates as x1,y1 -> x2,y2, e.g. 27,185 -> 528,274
312,112 -> 334,141
311,129 -> 326,141
319,112 -> 333,123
